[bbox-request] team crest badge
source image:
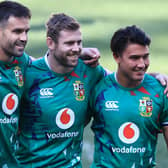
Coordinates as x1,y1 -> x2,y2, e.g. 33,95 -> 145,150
13,66 -> 23,87
73,81 -> 85,101
139,97 -> 153,117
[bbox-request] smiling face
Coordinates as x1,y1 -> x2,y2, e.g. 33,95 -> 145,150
115,43 -> 150,88
0,16 -> 30,62
47,29 -> 82,73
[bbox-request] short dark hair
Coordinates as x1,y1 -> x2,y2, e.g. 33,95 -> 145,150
46,13 -> 80,43
110,25 -> 151,56
0,1 -> 31,26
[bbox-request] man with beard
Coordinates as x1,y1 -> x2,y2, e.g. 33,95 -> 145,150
16,14 -> 168,167
2,1 -> 168,167
16,13 -> 106,167
0,1 -> 31,167
0,1 -> 101,167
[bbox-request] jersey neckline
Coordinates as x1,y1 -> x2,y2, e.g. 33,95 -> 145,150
112,72 -> 145,90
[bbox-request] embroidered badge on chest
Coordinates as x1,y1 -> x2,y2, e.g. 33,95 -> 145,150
13,66 -> 23,87
139,97 -> 153,117
73,81 -> 85,101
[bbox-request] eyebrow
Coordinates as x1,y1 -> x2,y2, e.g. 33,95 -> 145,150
130,53 -> 149,57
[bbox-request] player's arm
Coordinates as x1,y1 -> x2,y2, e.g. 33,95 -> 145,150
81,49 -> 168,95
149,73 -> 168,96
80,48 -> 100,67
162,126 -> 168,149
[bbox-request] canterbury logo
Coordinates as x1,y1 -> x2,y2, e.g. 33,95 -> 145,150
105,101 -> 119,109
40,88 -> 53,96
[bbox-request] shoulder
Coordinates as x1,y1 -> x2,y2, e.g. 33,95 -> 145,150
97,73 -> 113,86
15,52 -> 30,65
77,59 -> 104,71
77,59 -> 106,78
143,74 -> 165,93
93,73 -> 114,94
25,57 -> 49,83
144,74 -> 163,88
27,57 -> 47,71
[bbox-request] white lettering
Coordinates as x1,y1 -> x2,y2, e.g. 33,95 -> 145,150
105,101 -> 119,108
40,88 -> 53,98
111,146 -> 146,153
46,131 -> 79,139
0,117 -> 18,124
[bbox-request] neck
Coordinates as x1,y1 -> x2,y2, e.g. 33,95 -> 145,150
46,52 -> 73,74
115,72 -> 143,88
0,49 -> 14,63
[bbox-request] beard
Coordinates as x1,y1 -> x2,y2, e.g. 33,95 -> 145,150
2,42 -> 26,58
53,50 -> 81,68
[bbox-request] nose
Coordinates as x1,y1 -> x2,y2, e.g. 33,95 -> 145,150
20,32 -> 28,42
137,58 -> 146,69
72,43 -> 81,52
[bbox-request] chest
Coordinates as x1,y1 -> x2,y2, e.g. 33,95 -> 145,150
95,87 -> 163,129
0,65 -> 24,117
24,73 -> 92,129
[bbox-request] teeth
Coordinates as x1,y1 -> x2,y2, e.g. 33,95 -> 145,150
16,44 -> 24,47
69,55 -> 78,57
136,70 -> 144,72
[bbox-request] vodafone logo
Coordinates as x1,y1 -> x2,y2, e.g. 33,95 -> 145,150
118,122 -> 139,144
56,108 -> 75,129
2,93 -> 18,115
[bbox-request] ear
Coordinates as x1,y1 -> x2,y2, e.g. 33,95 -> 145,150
113,53 -> 121,64
46,37 -> 56,50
